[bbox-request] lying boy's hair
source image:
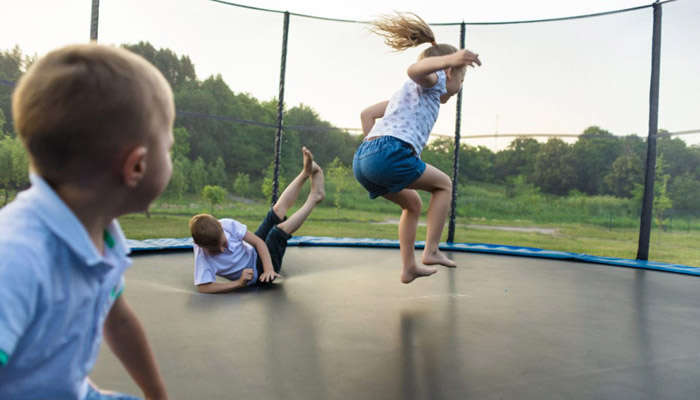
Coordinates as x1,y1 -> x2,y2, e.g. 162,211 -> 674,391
189,214 -> 224,247
12,44 -> 173,183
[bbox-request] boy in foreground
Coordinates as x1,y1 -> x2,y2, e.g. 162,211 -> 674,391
0,44 -> 173,399
189,147 -> 325,293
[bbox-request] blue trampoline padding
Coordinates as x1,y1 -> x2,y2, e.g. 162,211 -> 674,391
126,236 -> 699,277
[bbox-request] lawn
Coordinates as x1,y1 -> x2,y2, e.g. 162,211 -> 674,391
119,200 -> 700,267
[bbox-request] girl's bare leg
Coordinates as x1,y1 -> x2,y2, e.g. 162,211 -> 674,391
407,164 -> 456,268
383,190 -> 438,283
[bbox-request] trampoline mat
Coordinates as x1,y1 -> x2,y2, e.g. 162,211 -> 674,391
90,247 -> 700,399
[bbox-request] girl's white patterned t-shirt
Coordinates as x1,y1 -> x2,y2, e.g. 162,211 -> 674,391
366,69 -> 447,156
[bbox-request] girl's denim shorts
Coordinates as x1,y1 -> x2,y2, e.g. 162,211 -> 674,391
353,135 -> 426,199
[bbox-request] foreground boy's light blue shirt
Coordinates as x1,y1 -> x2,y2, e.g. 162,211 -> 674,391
0,174 -> 132,400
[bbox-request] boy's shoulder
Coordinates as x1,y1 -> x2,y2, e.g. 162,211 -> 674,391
0,191 -> 48,248
0,197 -> 52,285
219,218 -> 248,240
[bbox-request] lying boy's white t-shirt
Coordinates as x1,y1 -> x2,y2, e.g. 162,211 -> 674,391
193,218 -> 259,286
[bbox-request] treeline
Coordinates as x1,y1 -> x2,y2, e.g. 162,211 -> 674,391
123,42 -> 363,199
2,43 -> 700,213
423,130 -> 700,213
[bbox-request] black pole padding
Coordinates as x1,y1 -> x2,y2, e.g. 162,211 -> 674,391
90,0 -> 99,41
272,11 -> 290,205
637,1 -> 663,261
447,22 -> 467,244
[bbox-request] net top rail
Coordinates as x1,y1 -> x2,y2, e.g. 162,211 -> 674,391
209,0 -> 677,25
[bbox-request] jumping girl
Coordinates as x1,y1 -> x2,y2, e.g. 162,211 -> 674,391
353,12 -> 481,283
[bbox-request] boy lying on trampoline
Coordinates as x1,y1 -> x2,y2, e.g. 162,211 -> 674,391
189,147 -> 325,294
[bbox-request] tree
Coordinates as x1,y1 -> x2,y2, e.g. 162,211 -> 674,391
1,45 -> 34,136
459,145 -> 495,183
163,158 -> 188,199
493,137 -> 541,181
669,173 -> 700,213
233,172 -> 250,198
172,127 -> 191,160
202,185 -> 227,214
657,135 -> 699,179
284,104 -> 359,169
651,156 -> 673,230
206,156 -> 226,187
632,155 -> 672,230
261,161 -> 286,201
0,135 -> 29,205
122,42 -> 196,91
532,138 -> 576,196
421,137 -> 453,175
571,126 -> 621,195
189,157 -> 207,194
604,152 -> 643,198
326,157 -> 351,217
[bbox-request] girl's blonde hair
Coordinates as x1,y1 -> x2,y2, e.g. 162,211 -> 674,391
370,12 -> 458,60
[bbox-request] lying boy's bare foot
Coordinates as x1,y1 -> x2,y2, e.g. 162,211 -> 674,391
422,250 -> 457,268
310,167 -> 326,203
311,161 -> 322,175
302,146 -> 314,177
401,265 -> 438,284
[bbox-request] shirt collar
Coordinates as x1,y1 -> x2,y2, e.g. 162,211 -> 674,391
22,174 -> 130,266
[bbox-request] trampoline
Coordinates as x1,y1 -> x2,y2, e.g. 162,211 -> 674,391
89,243 -> 700,399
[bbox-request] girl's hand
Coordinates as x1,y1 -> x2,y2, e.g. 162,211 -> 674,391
450,49 -> 481,68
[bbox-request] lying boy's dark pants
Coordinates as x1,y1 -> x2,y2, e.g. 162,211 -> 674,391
254,208 -> 292,281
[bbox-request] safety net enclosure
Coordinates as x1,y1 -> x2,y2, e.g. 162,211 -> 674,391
1,1 -> 700,397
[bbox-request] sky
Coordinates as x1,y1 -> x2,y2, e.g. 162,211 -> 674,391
1,0 -> 698,150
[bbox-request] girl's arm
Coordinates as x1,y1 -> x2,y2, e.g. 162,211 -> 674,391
360,100 -> 389,136
407,49 -> 481,88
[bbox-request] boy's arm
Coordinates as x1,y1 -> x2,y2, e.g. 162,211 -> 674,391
103,295 -> 168,400
242,230 -> 279,283
360,100 -> 389,136
196,270 -> 254,294
407,49 -> 481,88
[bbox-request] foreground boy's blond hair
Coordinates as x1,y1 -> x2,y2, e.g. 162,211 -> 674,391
13,44 -> 173,183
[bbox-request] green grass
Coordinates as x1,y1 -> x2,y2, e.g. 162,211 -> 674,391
120,197 -> 700,267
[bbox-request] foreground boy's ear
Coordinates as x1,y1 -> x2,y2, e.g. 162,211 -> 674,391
445,67 -> 454,80
122,146 -> 148,188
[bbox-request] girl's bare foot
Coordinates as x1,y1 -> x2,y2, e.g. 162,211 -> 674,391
422,250 -> 457,268
401,265 -> 438,284
302,147 -> 314,176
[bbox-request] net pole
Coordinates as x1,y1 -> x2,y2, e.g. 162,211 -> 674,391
90,0 -> 99,41
272,11 -> 290,205
447,22 -> 466,244
637,1 -> 663,260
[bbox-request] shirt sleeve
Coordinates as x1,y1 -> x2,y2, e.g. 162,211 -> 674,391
221,218 -> 248,241
193,246 -> 216,285
0,246 -> 40,364
425,69 -> 447,95
112,277 -> 125,300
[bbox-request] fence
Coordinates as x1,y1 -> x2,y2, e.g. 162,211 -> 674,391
1,0 -> 699,265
